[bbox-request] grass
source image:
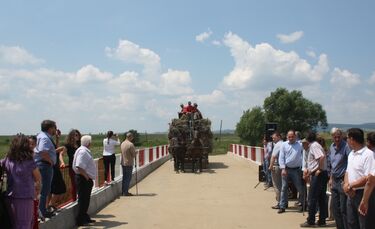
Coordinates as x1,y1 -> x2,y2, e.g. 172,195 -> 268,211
0,133 -> 241,161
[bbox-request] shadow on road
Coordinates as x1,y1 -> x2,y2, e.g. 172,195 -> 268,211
135,193 -> 157,197
81,220 -> 128,229
208,162 -> 228,169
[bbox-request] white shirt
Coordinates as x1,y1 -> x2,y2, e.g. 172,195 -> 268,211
346,146 -> 375,189
73,146 -> 97,180
271,140 -> 283,165
103,138 -> 120,156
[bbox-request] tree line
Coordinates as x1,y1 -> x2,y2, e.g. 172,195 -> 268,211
236,88 -> 328,145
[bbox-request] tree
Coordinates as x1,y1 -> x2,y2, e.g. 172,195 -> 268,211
126,129 -> 141,146
236,106 -> 265,146
263,88 -> 327,134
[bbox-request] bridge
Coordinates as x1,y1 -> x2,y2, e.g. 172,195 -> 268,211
40,144 -> 336,229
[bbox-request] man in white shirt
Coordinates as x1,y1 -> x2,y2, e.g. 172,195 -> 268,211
269,131 -> 283,209
343,128 -> 375,229
73,135 -> 97,226
358,132 -> 375,228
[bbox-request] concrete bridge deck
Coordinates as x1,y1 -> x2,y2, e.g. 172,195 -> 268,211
82,154 -> 336,229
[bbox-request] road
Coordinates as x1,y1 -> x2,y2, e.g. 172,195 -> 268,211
81,154 -> 336,229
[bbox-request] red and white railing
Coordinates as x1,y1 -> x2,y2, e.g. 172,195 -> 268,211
228,144 -> 264,165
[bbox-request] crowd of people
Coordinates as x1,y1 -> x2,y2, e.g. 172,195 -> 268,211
0,120 -> 137,228
263,128 -> 375,229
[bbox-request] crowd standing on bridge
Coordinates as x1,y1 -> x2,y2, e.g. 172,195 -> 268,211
0,119 -> 138,228
264,128 -> 375,229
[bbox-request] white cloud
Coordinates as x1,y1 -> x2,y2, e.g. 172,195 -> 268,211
105,40 -> 161,78
330,68 -> 360,88
108,71 -> 157,93
277,31 -> 304,44
160,69 -> 194,95
0,45 -> 44,65
196,90 -> 226,105
306,50 -> 316,58
75,65 -> 113,83
212,40 -> 221,46
369,71 -> 375,84
221,32 -> 329,90
0,100 -> 22,111
195,29 -> 213,43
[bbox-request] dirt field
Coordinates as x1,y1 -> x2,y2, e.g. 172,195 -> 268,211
83,154 -> 336,229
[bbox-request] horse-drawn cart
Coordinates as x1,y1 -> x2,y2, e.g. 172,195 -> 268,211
168,115 -> 213,173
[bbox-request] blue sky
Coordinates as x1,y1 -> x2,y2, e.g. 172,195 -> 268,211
0,0 -> 374,135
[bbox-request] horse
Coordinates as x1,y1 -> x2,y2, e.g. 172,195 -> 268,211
187,135 -> 204,173
169,137 -> 186,173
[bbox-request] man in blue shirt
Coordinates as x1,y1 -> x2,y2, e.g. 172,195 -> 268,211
278,130 -> 303,213
34,120 -> 58,218
328,128 -> 350,229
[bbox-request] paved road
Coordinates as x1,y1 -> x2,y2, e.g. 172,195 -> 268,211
82,154 -> 336,229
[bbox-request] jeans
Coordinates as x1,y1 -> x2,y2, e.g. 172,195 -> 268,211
271,166 -> 282,203
331,178 -> 348,229
103,154 -> 116,182
75,175 -> 93,224
38,163 -> 54,215
347,190 -> 366,229
263,158 -> 272,185
307,171 -> 329,224
122,165 -> 133,194
280,167 -> 303,209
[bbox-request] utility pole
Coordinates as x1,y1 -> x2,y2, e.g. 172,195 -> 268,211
219,120 -> 223,142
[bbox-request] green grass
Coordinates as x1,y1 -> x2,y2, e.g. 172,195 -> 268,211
0,133 -> 240,161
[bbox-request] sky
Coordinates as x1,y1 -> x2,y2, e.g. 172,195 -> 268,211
0,0 -> 375,135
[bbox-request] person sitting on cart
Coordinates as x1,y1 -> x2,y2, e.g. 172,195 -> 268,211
192,103 -> 203,119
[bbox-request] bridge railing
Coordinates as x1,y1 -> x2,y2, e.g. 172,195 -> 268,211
57,145 -> 169,208
228,144 -> 264,165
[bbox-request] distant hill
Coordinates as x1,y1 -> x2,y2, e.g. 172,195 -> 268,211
320,123 -> 375,132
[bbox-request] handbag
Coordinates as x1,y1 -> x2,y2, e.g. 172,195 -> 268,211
0,163 -> 12,229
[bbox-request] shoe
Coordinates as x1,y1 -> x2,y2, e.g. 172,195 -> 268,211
317,221 -> 326,227
271,205 -> 280,209
125,192 -> 134,196
76,221 -> 89,226
277,208 -> 285,214
48,205 -> 58,213
86,219 -> 96,223
300,221 -> 315,227
43,211 -> 55,218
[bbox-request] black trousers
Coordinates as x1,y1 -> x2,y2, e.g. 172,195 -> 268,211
75,175 -> 93,224
103,154 -> 116,181
347,189 -> 371,229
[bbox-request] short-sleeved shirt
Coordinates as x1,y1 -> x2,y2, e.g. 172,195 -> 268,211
1,158 -> 37,199
307,142 -> 327,172
103,138 -> 120,156
329,140 -> 350,179
346,146 -> 375,189
72,146 -> 96,180
34,131 -> 57,165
